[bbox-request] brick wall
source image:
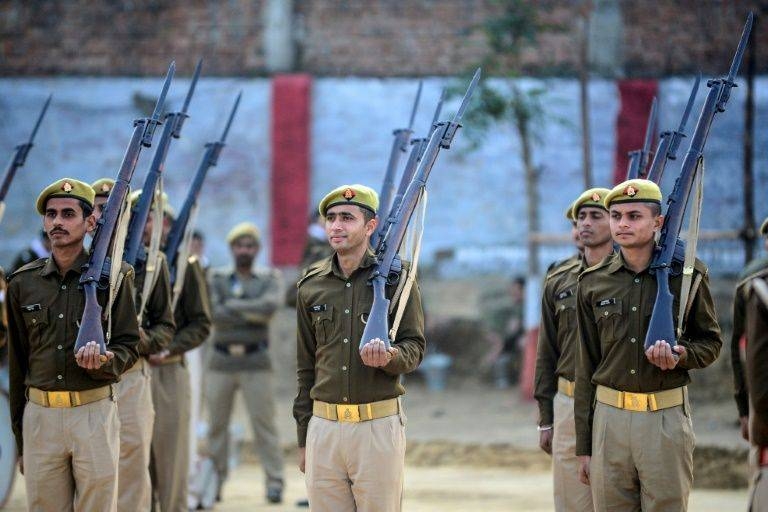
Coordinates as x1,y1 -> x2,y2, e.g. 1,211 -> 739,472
0,0 -> 765,77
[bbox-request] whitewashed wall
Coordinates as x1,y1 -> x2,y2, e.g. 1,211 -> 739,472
1,76 -> 766,274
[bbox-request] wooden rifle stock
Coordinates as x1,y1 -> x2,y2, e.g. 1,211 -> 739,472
75,62 -> 175,356
360,70 -> 480,350
645,14 -> 752,349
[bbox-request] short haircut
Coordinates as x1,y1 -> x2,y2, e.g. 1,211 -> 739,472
361,206 -> 375,224
192,230 -> 204,242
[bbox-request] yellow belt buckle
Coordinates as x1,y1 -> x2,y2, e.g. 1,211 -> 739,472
48,391 -> 72,408
336,404 -> 361,423
623,392 -> 648,412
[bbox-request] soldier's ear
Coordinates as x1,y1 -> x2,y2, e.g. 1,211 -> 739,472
365,216 -> 378,236
85,213 -> 97,233
655,214 -> 665,231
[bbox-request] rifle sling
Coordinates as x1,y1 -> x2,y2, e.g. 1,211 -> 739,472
676,157 -> 705,338
106,194 -> 133,343
390,188 -> 427,340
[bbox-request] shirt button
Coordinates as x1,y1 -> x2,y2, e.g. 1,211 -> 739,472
61,285 -> 67,290
631,306 -> 637,312
603,311 -> 609,316
57,374 -> 63,380
57,345 -> 63,350
342,397 -> 348,402
31,319 -> 37,324
346,282 -> 351,288
630,337 -> 636,343
630,369 -> 636,375
634,278 -> 640,284
344,309 -> 350,314
343,338 -> 349,344
342,366 -> 348,371
58,313 -> 64,319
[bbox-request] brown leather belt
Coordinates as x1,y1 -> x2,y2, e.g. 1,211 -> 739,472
28,385 -> 112,408
596,385 -> 685,412
558,377 -> 575,397
313,398 -> 399,423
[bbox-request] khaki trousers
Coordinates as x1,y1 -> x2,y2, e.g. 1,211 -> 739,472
590,401 -> 694,512
748,447 -> 768,512
116,359 -> 154,512
552,392 -> 593,511
22,397 -> 120,512
150,362 -> 190,512
206,369 -> 284,487
305,414 -> 406,512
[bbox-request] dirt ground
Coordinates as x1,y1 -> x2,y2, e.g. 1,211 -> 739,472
1,380 -> 753,510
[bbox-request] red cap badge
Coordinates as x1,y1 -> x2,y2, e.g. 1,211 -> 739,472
61,181 -> 73,193
342,188 -> 356,200
591,192 -> 601,202
624,185 -> 637,197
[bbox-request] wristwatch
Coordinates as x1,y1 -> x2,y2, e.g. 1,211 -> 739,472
537,424 -> 553,432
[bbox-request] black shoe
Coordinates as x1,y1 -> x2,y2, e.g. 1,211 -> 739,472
266,487 -> 282,504
296,498 -> 310,507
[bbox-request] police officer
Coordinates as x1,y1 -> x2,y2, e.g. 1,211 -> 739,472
144,191 -> 211,512
92,178 -> 177,511
731,217 -> 768,442
535,187 -> 612,511
293,184 -> 426,512
207,222 -> 284,503
744,270 -> 768,510
6,178 -> 140,511
574,179 -> 722,511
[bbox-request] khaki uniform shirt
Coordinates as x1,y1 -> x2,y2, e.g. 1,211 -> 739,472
534,257 -> 584,426
293,252 -> 426,447
208,266 -> 282,371
746,273 -> 768,447
730,258 -> 768,418
6,250 -> 140,454
169,257 -> 211,356
574,251 -> 722,456
134,252 -> 175,356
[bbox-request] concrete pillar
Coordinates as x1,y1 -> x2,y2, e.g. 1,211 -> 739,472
263,0 -> 295,73
589,0 -> 624,77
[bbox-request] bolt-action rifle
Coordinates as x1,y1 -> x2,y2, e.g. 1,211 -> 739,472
165,92 -> 241,287
371,82 -> 423,248
75,62 -> 175,357
360,69 -> 480,350
0,95 -> 52,224
645,13 -> 753,349
646,74 -> 701,184
626,97 -> 658,180
124,59 -> 202,267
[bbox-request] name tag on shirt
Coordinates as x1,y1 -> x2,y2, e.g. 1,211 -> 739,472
22,303 -> 42,312
308,304 -> 327,313
596,298 -> 616,307
556,290 -> 573,300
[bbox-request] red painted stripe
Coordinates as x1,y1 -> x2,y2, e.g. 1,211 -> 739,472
614,79 -> 659,185
270,74 -> 312,266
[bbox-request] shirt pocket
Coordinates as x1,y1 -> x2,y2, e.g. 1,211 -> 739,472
593,299 -> 626,345
22,307 -> 49,348
554,295 -> 577,332
311,305 -> 334,345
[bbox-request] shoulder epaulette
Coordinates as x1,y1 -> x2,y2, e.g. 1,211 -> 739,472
297,259 -> 328,289
578,256 -> 612,281
737,265 -> 768,291
8,258 -> 47,281
545,258 -> 580,281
